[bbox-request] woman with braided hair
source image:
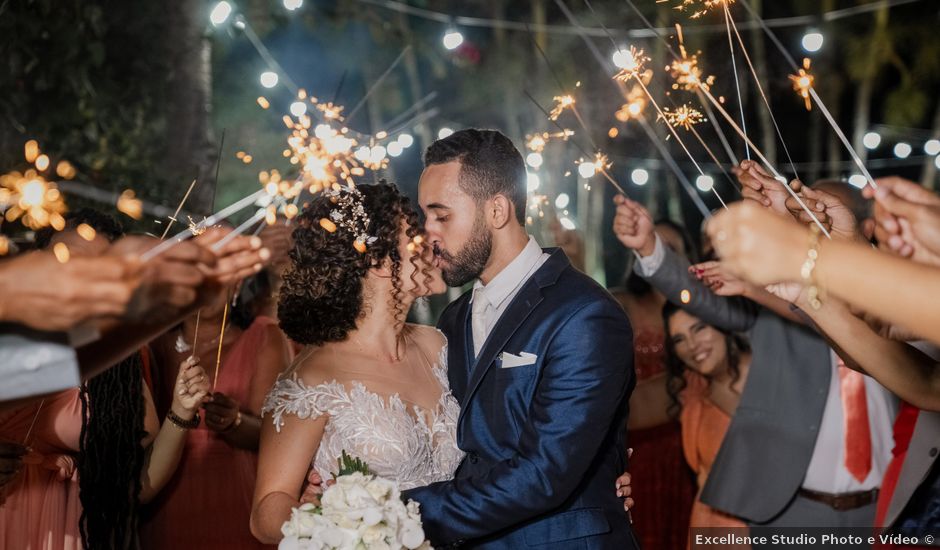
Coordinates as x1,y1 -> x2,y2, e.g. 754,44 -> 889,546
0,209 -> 212,550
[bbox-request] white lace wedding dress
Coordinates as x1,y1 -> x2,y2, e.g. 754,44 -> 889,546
262,332 -> 464,490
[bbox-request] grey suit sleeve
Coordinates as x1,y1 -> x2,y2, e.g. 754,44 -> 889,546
634,243 -> 759,333
0,333 -> 80,402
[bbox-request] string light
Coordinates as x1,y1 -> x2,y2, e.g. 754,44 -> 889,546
260,71 -> 279,89
696,174 -> 715,192
438,127 -> 454,139
631,168 -> 650,186
397,134 -> 414,148
801,30 -> 824,53
555,193 -> 571,209
526,152 -> 544,169
863,132 -> 882,150
924,139 -> 940,156
442,28 -> 464,50
894,142 -> 912,159
210,1 -> 233,26
283,0 -> 303,10
848,175 -> 867,189
526,172 -> 541,192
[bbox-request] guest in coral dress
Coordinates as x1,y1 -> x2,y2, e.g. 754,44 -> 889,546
663,302 -> 751,547
142,272 -> 292,549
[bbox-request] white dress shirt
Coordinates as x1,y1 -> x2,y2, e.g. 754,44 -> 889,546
802,350 -> 897,493
470,236 -> 550,357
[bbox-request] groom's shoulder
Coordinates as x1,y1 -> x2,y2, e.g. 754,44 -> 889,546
547,264 -> 623,312
436,289 -> 471,328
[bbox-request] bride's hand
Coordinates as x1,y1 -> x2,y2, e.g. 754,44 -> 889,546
299,468 -> 323,506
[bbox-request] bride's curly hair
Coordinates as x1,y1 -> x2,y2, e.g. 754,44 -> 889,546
278,181 -> 428,345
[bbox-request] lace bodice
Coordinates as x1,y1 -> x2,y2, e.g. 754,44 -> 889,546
262,344 -> 463,490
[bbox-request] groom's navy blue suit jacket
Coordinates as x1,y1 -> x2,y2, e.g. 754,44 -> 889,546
403,248 -> 637,549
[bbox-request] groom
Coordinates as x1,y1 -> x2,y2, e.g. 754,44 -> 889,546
403,129 -> 637,549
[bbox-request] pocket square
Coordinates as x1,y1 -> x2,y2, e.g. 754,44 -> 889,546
500,351 -> 538,369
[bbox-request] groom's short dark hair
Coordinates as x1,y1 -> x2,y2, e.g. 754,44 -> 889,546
424,129 -> 527,224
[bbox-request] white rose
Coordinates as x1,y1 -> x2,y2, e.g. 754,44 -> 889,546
279,535 -> 304,550
399,518 -> 426,550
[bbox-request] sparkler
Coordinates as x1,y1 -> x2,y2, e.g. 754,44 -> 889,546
615,47 -> 729,209
159,179 -> 199,240
662,104 -> 705,131
525,130 -> 575,153
697,84 -> 831,237
549,95 -> 576,121
663,0 -> 736,19
0,170 -> 67,230
117,190 -> 143,220
735,0 -> 877,190
662,105 -> 737,186
789,58 -> 815,112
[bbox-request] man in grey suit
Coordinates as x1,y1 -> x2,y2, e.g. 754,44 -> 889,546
612,195 -> 897,547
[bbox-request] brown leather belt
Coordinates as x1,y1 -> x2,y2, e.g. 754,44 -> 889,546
798,488 -> 879,511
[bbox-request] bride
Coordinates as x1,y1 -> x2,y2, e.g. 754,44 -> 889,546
250,182 -> 462,544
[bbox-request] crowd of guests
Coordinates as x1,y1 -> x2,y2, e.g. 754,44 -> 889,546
613,160 -> 940,548
0,136 -> 939,550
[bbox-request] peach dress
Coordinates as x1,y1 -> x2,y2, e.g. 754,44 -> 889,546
680,379 -> 749,548
140,316 -> 283,550
0,389 -> 83,550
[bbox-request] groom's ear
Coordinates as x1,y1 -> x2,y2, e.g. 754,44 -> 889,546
488,194 -> 514,230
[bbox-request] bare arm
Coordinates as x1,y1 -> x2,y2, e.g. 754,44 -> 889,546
140,358 -> 211,502
799,295 -> 940,411
250,412 -> 326,544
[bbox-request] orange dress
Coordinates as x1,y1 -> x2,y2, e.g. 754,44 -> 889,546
140,317 -> 283,550
0,389 -> 83,550
680,381 -> 749,548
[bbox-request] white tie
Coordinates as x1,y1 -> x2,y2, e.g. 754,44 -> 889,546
471,288 -> 490,358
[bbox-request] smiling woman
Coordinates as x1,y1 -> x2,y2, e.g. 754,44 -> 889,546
662,302 -> 752,546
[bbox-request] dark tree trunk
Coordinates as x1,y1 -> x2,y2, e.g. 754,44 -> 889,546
159,0 -> 217,214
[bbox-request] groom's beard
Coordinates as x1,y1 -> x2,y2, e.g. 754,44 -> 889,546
437,216 -> 492,288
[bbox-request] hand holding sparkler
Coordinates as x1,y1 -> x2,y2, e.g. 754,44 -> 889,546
864,177 -> 940,266
0,251 -> 137,331
783,186 -> 860,243
611,195 -> 657,257
194,228 -> 270,286
706,201 -> 810,287
733,160 -> 798,214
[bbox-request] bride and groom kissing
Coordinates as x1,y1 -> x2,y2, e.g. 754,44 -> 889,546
251,129 -> 638,549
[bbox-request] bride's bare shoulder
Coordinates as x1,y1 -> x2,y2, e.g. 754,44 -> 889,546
405,323 -> 446,350
283,345 -> 345,387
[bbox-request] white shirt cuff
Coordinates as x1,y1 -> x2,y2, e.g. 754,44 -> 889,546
633,234 -> 665,277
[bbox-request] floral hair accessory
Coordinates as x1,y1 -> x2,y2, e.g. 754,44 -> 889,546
318,185 -> 377,253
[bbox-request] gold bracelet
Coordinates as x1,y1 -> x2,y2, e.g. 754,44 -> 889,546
800,224 -> 824,310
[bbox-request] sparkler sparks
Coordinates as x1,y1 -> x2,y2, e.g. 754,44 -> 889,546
549,95 -> 576,121
612,47 -> 650,81
669,54 -> 715,91
615,85 -> 649,122
117,190 -> 143,220
662,105 -> 706,130
525,130 -> 575,152
663,0 -> 735,19
0,170 -> 67,230
789,58 -> 815,111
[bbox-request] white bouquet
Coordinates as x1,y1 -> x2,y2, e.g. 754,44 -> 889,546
279,452 -> 432,550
